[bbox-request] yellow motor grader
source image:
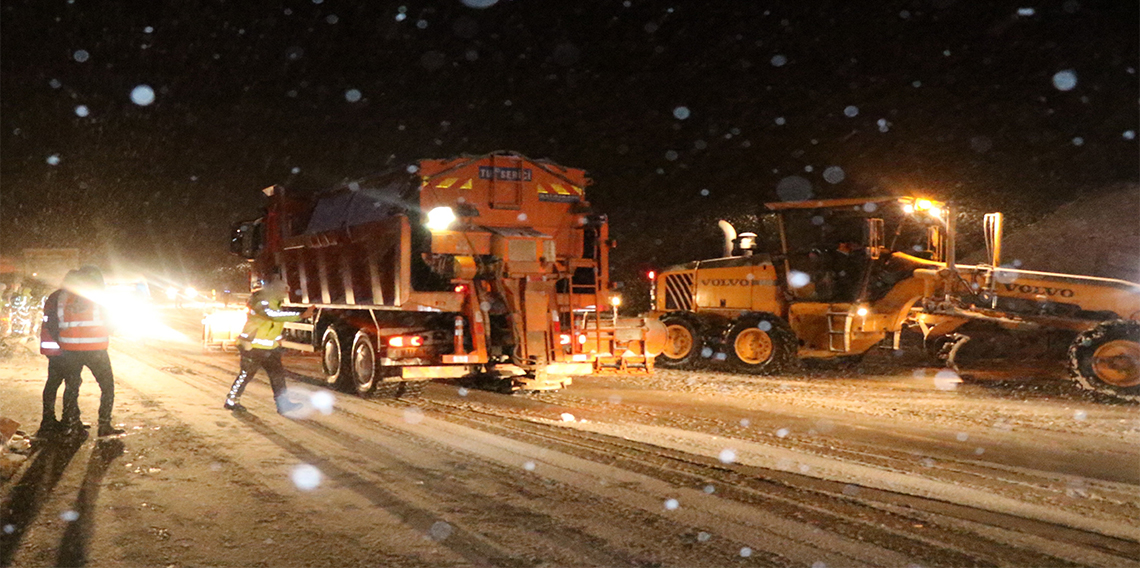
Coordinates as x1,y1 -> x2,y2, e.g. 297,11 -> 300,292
649,196 -> 1140,400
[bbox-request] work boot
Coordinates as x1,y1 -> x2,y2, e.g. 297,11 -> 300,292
276,398 -> 303,417
223,400 -> 246,412
97,423 -> 125,437
35,418 -> 63,438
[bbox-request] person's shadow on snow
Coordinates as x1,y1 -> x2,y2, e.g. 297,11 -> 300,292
55,438 -> 125,567
0,433 -> 86,567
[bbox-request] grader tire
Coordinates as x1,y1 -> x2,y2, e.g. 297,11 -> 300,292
726,314 -> 797,374
655,314 -> 703,369
1069,320 -> 1140,402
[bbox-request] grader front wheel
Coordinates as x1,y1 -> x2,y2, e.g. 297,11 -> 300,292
655,315 -> 702,369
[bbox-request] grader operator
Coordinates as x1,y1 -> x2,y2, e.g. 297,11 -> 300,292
650,196 -> 1140,401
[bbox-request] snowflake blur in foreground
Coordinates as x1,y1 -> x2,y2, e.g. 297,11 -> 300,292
823,166 -> 845,184
703,484 -> 715,494
523,461 -> 536,471
741,547 -> 752,557
776,428 -> 789,438
787,271 -> 810,289
2,524 -> 13,534
60,510 -> 79,522
843,105 -> 859,117
130,85 -> 156,106
46,154 -> 61,166
291,464 -> 322,490
404,407 -> 424,424
697,531 -> 711,542
664,498 -> 679,510
75,105 -> 89,117
457,387 -> 469,396
933,369 -> 961,391
73,49 -> 89,62
1124,130 -> 1136,140
310,390 -> 335,415
1052,70 -> 1078,91
718,448 -> 736,464
429,521 -> 453,541
673,106 -> 690,120
560,412 -> 576,422
1074,410 -> 1087,421
775,116 -> 786,125
770,54 -> 787,67
461,0 -> 499,7
345,89 -> 362,102
758,320 -> 772,332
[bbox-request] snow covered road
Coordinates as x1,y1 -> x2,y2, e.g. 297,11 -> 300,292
2,322 -> 1138,567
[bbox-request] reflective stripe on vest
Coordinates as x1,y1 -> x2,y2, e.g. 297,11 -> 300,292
40,324 -> 62,356
58,291 -> 109,351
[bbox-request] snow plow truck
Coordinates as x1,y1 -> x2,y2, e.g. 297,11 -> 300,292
227,151 -> 664,396
650,196 -> 1140,401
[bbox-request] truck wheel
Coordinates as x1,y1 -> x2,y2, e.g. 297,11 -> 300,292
350,331 -> 379,395
655,314 -> 702,368
1069,320 -> 1140,401
320,326 -> 351,389
726,314 -> 796,374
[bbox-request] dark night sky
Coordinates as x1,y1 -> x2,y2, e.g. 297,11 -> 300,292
1,0 -> 1137,287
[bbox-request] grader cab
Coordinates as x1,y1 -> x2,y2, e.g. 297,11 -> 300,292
651,197 -> 949,372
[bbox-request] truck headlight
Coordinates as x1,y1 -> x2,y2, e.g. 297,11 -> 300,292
426,207 -> 457,231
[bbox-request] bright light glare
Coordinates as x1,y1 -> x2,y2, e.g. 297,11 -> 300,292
425,206 -> 457,230
610,295 -> 622,307
166,287 -> 179,300
902,203 -> 915,214
183,287 -> 197,298
929,206 -> 943,218
203,309 -> 248,340
84,289 -> 191,343
856,307 -> 869,316
915,199 -> 932,211
291,464 -> 322,490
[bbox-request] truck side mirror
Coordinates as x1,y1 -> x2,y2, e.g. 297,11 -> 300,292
230,220 -> 263,260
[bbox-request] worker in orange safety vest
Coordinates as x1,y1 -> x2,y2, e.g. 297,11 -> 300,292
223,276 -> 314,415
36,269 -> 82,437
55,266 -> 124,437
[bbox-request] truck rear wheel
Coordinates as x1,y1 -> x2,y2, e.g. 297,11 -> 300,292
320,326 -> 351,389
726,314 -> 795,374
655,314 -> 702,369
350,331 -> 379,395
1070,320 -> 1140,401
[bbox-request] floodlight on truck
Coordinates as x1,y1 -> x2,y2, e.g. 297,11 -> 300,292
425,206 -> 457,231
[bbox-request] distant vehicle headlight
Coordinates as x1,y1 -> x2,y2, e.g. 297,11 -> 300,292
426,206 -> 457,231
167,287 -> 179,300
184,287 -> 197,298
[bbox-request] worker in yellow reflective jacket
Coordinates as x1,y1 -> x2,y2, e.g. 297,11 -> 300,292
224,277 -> 314,415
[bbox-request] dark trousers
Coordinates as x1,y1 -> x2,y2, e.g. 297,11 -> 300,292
58,350 -> 115,426
227,347 -> 287,404
41,356 -> 81,424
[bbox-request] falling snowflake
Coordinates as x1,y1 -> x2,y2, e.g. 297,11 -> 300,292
718,448 -> 736,464
345,89 -> 362,102
73,49 -> 89,62
291,464 -> 322,490
1052,70 -> 1078,91
770,54 -> 787,67
787,271 -> 810,289
673,106 -> 691,120
823,166 -> 845,184
843,105 -> 859,117
664,498 -> 679,510
130,85 -> 156,106
46,154 -> 61,166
